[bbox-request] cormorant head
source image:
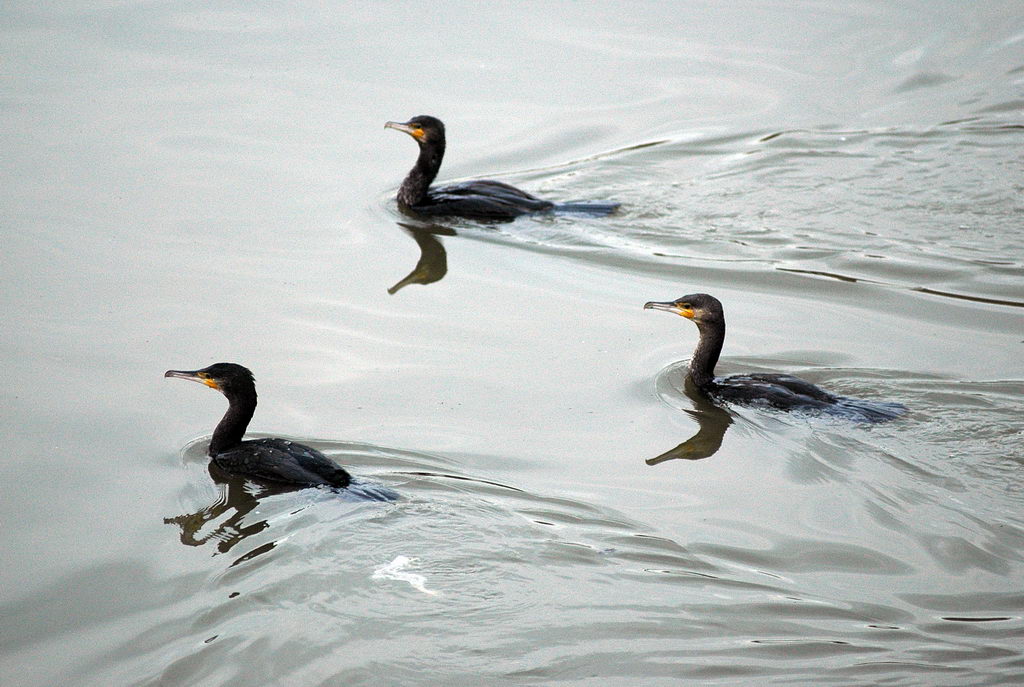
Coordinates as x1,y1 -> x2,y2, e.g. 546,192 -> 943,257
644,293 -> 724,326
165,362 -> 256,398
385,115 -> 445,146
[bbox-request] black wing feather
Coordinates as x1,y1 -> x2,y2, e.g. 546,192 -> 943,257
711,373 -> 905,422
212,438 -> 351,488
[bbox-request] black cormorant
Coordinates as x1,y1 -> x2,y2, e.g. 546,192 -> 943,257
165,363 -> 387,493
385,115 -> 619,221
644,294 -> 906,422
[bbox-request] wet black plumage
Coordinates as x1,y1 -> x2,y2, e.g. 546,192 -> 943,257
644,294 -> 906,422
385,115 -> 619,221
165,363 -> 389,496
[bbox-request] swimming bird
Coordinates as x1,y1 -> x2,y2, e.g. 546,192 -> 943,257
385,115 -> 619,221
644,294 -> 906,422
165,363 -> 390,494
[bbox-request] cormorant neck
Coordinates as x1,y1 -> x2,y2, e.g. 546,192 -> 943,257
398,140 -> 445,206
689,318 -> 724,389
209,390 -> 256,456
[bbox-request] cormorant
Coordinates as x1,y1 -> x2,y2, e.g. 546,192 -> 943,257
644,294 -> 906,422
165,363 -> 390,494
385,115 -> 619,221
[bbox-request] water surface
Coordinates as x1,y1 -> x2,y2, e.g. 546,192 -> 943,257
1,1 -> 1022,685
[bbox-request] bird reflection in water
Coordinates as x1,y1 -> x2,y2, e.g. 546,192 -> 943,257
164,462 -> 295,560
647,376 -> 734,464
388,221 -> 454,294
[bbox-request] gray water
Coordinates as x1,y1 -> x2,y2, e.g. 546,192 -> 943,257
2,2 -> 1022,685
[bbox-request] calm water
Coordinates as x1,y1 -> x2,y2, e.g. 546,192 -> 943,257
2,2 -> 1023,685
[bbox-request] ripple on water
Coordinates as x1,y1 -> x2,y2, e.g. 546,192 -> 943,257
432,117 -> 1023,312
27,393 -> 997,685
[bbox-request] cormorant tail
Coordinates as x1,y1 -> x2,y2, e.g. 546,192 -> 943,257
552,201 -> 620,216
827,397 -> 908,423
